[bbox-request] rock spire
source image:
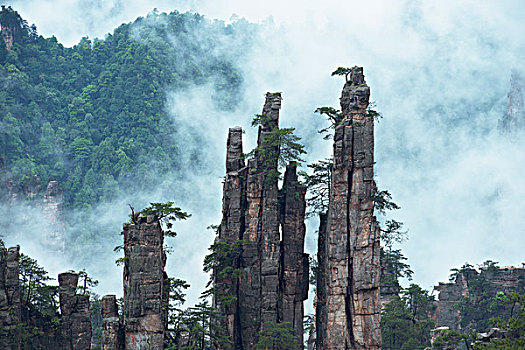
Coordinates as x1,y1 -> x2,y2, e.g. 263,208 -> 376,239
317,67 -> 381,349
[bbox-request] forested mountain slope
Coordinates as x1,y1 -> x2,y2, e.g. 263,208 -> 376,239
0,6 -> 250,209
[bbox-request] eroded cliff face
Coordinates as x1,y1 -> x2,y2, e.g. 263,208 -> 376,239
433,266 -> 525,331
215,93 -> 309,349
123,214 -> 167,350
59,271 -> 92,350
0,246 -> 21,349
317,67 -> 381,349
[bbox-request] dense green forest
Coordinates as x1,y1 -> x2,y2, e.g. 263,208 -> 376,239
0,6 -> 250,209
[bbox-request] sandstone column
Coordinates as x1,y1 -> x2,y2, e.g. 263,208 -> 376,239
257,92 -> 282,328
215,126 -> 246,349
102,294 -> 121,350
59,271 -> 92,350
239,92 -> 282,349
123,214 -> 167,350
318,67 -> 381,349
280,163 -> 309,344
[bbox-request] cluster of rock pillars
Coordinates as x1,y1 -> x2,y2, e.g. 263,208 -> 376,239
0,66 -> 381,350
1,67 -> 524,349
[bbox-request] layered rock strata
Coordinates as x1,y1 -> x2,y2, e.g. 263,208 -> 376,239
0,246 -> 21,349
59,271 -> 92,350
215,93 -> 309,349
102,294 -> 122,350
317,67 -> 381,349
123,214 -> 167,350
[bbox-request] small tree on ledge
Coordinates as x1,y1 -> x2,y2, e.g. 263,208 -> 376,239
140,201 -> 191,237
331,66 -> 353,82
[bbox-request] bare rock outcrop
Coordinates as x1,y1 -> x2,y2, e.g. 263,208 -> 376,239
317,67 -> 381,349
59,271 -> 92,350
123,214 -> 167,350
433,266 -> 525,331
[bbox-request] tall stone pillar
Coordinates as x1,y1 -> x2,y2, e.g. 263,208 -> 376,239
215,126 -> 246,349
257,92 -> 282,328
59,271 -> 92,350
102,294 -> 121,350
0,246 -> 21,349
123,214 -> 167,350
280,163 -> 309,344
319,67 -> 381,349
239,92 -> 282,349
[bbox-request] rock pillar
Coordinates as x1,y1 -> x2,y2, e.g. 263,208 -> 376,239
239,92 -> 283,349
59,271 -> 92,350
257,92 -> 282,328
123,214 -> 167,350
318,67 -> 381,349
215,126 -> 246,349
216,93 -> 308,349
280,163 -> 309,343
102,294 -> 122,350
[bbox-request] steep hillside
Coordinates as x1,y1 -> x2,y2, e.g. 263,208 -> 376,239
0,6 -> 250,209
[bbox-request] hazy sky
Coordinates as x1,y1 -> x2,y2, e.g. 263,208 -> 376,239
7,0 -> 525,303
